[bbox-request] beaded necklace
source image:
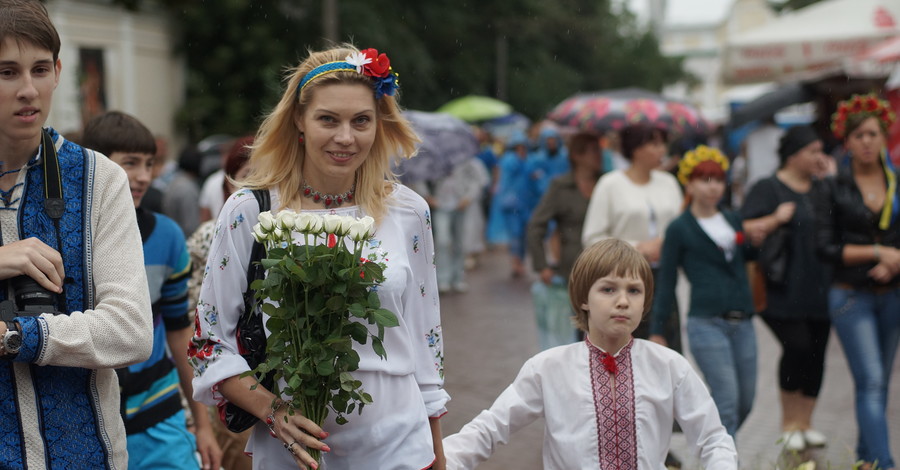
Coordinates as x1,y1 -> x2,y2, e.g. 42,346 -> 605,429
300,180 -> 355,209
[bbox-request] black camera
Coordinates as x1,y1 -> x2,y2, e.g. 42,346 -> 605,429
0,276 -> 61,322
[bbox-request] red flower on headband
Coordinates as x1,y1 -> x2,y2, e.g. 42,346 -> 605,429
361,48 -> 391,78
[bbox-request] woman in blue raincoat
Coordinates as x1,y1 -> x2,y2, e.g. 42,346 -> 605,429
487,132 -> 534,277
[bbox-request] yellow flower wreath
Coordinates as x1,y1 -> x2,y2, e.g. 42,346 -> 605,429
677,145 -> 730,186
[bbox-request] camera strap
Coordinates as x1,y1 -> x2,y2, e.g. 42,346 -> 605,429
41,129 -> 65,220
40,129 -> 68,314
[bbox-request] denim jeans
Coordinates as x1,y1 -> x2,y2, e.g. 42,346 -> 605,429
828,286 -> 900,468
433,208 -> 466,289
687,316 -> 758,437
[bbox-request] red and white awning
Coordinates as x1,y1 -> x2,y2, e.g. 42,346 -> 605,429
723,0 -> 900,84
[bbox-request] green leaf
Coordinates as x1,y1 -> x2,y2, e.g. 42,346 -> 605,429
368,290 -> 380,307
373,308 -> 399,328
261,258 -> 281,269
335,415 -> 348,425
348,323 -> 368,344
288,375 -> 301,391
326,295 -> 345,311
372,337 -> 387,359
316,359 -> 335,376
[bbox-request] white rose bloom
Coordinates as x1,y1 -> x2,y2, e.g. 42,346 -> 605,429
322,214 -> 343,234
272,227 -> 284,240
359,216 -> 375,238
347,220 -> 368,241
277,210 -> 297,231
307,214 -> 324,234
252,224 -> 267,243
294,212 -> 313,233
338,216 -> 356,236
258,211 -> 276,231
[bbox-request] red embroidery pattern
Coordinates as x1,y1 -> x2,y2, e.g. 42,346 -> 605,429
589,340 -> 637,469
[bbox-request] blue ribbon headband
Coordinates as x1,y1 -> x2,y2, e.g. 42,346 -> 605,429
297,61 -> 356,95
296,60 -> 399,100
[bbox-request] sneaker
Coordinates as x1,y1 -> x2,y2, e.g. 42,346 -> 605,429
780,431 -> 806,451
803,429 -> 827,448
453,281 -> 469,293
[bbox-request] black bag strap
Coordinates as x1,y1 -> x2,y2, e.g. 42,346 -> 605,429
240,189 -> 270,324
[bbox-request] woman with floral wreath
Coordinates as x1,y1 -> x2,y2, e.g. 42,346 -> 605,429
189,45 -> 449,470
812,93 -> 900,470
649,145 -> 757,438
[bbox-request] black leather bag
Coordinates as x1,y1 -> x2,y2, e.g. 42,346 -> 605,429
758,181 -> 792,286
220,189 -> 276,433
758,225 -> 790,285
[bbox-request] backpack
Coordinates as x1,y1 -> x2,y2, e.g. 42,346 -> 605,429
219,188 -> 276,432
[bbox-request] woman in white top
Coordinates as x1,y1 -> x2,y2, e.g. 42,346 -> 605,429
189,45 -> 449,470
581,123 -> 683,346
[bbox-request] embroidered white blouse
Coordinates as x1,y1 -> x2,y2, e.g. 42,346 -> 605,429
190,184 -> 449,470
443,339 -> 737,470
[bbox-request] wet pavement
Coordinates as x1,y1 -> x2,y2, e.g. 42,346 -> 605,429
440,248 -> 900,470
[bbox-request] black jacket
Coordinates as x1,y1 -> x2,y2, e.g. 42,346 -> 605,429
812,165 -> 900,288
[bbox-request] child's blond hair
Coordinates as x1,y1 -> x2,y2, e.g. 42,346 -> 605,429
568,239 -> 654,332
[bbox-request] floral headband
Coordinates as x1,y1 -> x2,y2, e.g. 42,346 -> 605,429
677,145 -> 730,185
831,93 -> 895,140
297,48 -> 400,100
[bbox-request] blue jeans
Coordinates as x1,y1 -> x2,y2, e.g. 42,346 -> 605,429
687,316 -> 758,437
829,286 -> 900,468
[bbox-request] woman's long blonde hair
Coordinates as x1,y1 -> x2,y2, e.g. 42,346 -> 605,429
241,45 -> 419,222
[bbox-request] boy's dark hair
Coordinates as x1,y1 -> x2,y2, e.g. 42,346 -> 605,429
0,0 -> 61,61
619,123 -> 667,161
568,238 -> 654,332
82,111 -> 156,158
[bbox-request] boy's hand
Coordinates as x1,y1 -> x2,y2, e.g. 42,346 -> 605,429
0,238 -> 65,293
194,425 -> 222,470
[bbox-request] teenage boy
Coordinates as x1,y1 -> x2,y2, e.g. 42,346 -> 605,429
443,239 -> 737,469
81,111 -> 222,470
0,1 -> 152,468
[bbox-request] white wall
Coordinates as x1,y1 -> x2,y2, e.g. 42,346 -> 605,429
45,0 -> 184,158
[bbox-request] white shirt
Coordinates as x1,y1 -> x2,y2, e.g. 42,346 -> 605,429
443,339 -> 737,470
696,212 -> 737,261
582,170 -> 683,247
191,184 -> 449,470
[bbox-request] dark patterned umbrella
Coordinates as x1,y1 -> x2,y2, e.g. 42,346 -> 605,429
547,88 -> 710,136
393,111 -> 478,183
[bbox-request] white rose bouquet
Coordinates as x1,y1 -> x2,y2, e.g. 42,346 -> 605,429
248,210 -> 398,462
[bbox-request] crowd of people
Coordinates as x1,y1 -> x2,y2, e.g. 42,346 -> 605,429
0,0 -> 898,469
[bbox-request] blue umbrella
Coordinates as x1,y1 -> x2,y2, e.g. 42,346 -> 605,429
394,111 -> 478,183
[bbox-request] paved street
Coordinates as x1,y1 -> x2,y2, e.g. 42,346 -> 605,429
440,248 -> 900,470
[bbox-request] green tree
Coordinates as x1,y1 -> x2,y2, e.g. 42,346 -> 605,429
117,0 -> 688,138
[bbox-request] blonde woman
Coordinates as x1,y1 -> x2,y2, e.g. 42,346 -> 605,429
189,46 -> 449,470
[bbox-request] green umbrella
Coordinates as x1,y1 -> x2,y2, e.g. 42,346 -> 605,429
436,95 -> 513,123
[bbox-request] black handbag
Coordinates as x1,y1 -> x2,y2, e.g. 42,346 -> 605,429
220,189 -> 276,433
758,181 -> 791,286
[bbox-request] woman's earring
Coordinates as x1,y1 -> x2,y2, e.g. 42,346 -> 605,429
298,133 -> 305,144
